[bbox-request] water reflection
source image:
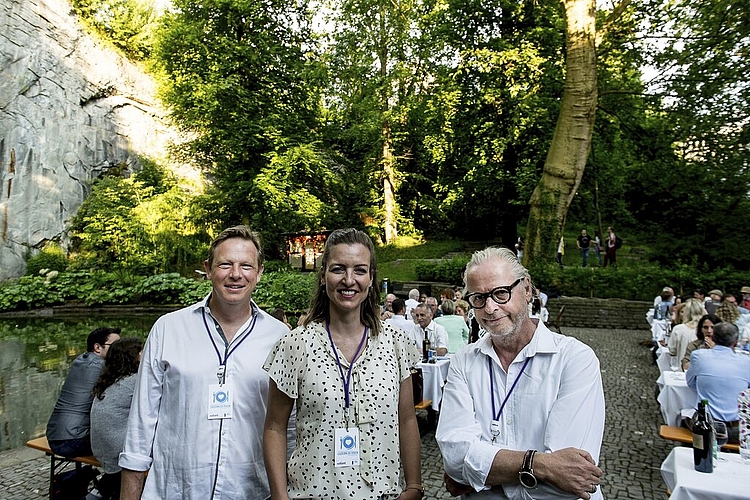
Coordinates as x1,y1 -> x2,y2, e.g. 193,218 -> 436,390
0,315 -> 158,451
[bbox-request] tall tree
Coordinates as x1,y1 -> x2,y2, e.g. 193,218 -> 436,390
412,0 -> 564,242
524,0 -> 632,263
324,0 -> 426,243
152,0 -> 329,250
523,0 -> 597,263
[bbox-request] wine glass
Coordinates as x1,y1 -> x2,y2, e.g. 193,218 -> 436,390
669,356 -> 680,373
713,421 -> 728,461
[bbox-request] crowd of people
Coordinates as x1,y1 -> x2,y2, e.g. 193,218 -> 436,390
649,285 -> 750,444
45,226 -> 604,500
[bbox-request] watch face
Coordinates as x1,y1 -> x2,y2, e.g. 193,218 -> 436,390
519,471 -> 538,489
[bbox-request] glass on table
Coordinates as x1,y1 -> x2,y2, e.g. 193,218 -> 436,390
713,421 -> 728,461
669,356 -> 680,373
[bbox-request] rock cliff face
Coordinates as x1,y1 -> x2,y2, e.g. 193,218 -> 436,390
0,0 -> 181,280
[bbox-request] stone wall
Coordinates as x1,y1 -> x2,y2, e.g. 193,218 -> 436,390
390,281 -> 652,330
545,297 -> 651,331
0,0 -> 185,280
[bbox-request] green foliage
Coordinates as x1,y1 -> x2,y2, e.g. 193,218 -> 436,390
152,0 -> 327,242
0,276 -> 65,311
25,244 -> 69,276
134,273 -> 200,305
0,269 -> 314,313
72,0 -> 159,60
374,238 -> 467,262
415,256 -> 471,285
254,271 -> 316,312
69,161 -> 208,275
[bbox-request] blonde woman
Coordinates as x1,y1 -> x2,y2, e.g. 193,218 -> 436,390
668,298 -> 707,369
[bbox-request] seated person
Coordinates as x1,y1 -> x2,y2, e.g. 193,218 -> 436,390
386,298 -> 414,333
46,327 -> 121,457
686,322 -> 750,443
90,337 -> 143,500
434,299 -> 469,354
409,303 -> 448,357
681,314 -> 720,371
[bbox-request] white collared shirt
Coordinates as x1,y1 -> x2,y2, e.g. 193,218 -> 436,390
386,313 -> 414,334
409,320 -> 448,351
436,320 -> 605,499
119,296 -> 293,500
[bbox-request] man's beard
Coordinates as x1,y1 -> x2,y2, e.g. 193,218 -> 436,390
485,308 -> 528,343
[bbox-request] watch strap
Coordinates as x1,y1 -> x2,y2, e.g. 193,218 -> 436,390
522,449 -> 537,472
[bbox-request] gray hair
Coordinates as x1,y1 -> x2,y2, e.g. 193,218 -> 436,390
409,288 -> 420,300
712,322 -> 739,347
463,247 -> 530,291
441,299 -> 455,315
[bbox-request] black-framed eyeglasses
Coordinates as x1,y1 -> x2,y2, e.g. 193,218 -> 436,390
465,278 -> 524,309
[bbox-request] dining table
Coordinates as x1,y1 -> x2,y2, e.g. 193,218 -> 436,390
661,446 -> 750,500
416,357 -> 451,411
657,370 -> 698,427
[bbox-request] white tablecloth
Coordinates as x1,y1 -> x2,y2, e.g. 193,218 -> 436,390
661,447 -> 750,500
416,358 -> 450,411
657,371 -> 697,426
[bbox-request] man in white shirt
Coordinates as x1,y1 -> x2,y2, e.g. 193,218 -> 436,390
409,303 -> 448,356
405,288 -> 420,320
386,298 -> 414,333
436,247 -> 604,500
119,226 -> 293,500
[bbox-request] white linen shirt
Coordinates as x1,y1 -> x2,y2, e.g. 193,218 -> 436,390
436,320 -> 605,500
409,320 -> 448,352
119,296 -> 292,500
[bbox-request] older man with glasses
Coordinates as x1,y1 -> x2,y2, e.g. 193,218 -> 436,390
436,247 -> 605,500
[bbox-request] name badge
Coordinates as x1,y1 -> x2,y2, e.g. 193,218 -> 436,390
334,427 -> 360,467
491,419 -> 501,443
208,383 -> 233,419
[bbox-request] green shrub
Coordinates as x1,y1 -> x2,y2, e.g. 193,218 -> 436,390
0,276 -> 64,311
25,244 -> 68,276
134,273 -> 202,305
415,256 -> 471,284
254,271 -> 316,312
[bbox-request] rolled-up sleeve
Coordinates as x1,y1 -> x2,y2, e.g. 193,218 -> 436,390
118,323 -> 165,472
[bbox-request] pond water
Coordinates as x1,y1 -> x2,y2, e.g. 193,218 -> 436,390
0,314 -> 160,451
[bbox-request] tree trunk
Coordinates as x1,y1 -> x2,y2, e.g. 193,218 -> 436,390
379,2 -> 397,244
383,124 -> 397,243
524,0 -> 597,265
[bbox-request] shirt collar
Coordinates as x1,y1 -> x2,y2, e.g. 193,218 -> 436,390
194,292 -> 259,315
476,319 -> 560,364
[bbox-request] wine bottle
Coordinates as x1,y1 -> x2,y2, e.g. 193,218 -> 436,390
693,399 -> 714,473
423,330 -> 431,363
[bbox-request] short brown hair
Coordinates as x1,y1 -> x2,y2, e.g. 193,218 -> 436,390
206,225 -> 264,268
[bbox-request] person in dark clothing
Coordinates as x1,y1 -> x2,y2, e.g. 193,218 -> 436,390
46,327 -> 121,457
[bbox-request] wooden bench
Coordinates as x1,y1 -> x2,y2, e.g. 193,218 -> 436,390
659,424 -> 739,452
26,436 -> 100,499
414,399 -> 433,411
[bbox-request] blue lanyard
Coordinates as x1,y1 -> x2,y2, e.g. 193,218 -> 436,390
326,320 -> 368,416
202,307 -> 258,384
489,356 -> 531,422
